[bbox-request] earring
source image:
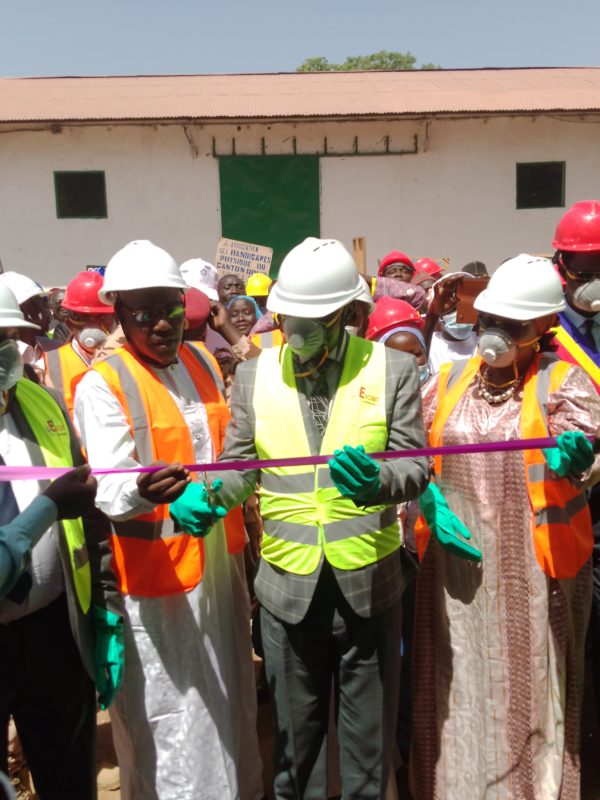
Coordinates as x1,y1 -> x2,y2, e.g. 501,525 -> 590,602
532,341 -> 540,352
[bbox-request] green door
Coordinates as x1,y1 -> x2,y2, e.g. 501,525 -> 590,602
219,155 -> 320,276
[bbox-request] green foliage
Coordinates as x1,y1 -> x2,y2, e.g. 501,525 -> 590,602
296,51 -> 440,72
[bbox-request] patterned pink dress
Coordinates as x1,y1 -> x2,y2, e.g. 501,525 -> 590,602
412,363 -> 600,800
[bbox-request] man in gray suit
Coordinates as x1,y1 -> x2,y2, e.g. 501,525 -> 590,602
173,237 -> 428,800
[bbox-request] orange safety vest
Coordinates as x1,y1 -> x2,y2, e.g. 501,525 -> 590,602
92,341 -> 245,597
250,329 -> 284,349
552,324 -> 600,394
416,355 -> 592,579
44,342 -> 88,418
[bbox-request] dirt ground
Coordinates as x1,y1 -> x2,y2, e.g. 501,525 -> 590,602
13,655 -> 600,799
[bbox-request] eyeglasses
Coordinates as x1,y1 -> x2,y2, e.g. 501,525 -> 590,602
119,302 -> 185,326
562,266 -> 600,283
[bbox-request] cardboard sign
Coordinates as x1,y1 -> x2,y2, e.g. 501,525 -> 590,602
215,238 -> 273,282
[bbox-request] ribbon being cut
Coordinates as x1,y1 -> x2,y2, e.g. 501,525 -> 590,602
0,435 -> 595,480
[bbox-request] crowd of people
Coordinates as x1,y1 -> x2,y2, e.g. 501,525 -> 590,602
0,200 -> 599,800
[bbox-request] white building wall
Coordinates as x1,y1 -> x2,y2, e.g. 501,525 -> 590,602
0,115 -> 599,285
320,115 -> 600,273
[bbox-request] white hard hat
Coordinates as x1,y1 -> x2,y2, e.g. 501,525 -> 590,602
474,254 -> 565,321
0,271 -> 45,305
179,258 -> 219,302
99,240 -> 189,304
356,274 -> 375,311
267,238 -> 363,318
0,283 -> 40,329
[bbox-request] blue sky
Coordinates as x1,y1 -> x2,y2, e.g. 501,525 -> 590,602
0,0 -> 598,76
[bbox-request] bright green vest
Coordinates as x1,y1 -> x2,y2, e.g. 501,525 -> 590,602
14,380 -> 91,613
254,336 -> 400,574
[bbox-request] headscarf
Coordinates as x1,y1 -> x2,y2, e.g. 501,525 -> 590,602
226,294 -> 263,320
377,325 -> 427,352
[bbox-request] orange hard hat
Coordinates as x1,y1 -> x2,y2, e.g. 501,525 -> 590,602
552,200 -> 600,252
62,271 -> 114,314
365,296 -> 424,340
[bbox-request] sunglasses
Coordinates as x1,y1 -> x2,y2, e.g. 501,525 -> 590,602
119,302 -> 185,326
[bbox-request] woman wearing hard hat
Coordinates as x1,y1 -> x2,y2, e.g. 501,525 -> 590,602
411,254 -> 600,800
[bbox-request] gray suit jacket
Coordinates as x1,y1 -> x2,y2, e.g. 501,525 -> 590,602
215,341 -> 429,623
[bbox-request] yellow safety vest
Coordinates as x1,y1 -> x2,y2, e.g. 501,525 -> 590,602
14,379 -> 91,612
254,336 -> 400,574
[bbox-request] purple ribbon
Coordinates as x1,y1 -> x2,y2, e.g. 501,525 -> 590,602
0,436 -> 585,481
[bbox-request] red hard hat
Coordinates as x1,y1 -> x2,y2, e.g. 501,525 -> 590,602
62,272 -> 114,314
377,250 -> 414,277
552,200 -> 600,252
413,257 -> 443,278
366,297 -> 424,340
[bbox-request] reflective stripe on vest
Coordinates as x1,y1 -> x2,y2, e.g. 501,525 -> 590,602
44,343 -> 88,418
92,343 -> 245,597
417,355 -> 592,578
14,379 -> 91,612
254,336 -> 400,575
553,325 -> 600,393
250,329 -> 284,349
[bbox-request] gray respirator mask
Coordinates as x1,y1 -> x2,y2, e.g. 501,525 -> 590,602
571,280 -> 600,313
0,339 -> 24,391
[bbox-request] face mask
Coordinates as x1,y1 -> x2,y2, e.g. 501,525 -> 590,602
440,310 -> 474,341
478,328 -> 517,367
345,325 -> 359,337
282,317 -> 326,361
0,339 -> 24,391
418,364 -> 430,385
77,327 -> 108,350
571,280 -> 600,313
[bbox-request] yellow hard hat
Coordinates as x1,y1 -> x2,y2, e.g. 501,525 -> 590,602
246,272 -> 272,296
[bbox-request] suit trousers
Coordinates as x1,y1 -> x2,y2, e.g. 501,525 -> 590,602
0,594 -> 97,800
261,562 -> 403,800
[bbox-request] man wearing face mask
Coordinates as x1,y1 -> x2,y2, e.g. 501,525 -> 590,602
552,200 -> 600,728
180,238 -> 429,799
552,200 -> 600,389
0,271 -> 54,378
424,272 -> 478,374
0,281 -> 124,799
43,271 -> 115,419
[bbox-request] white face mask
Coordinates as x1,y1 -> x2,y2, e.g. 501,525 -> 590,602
418,364 -> 430,385
571,279 -> 600,313
440,310 -> 474,341
478,328 -> 517,367
0,339 -> 24,391
77,327 -> 108,350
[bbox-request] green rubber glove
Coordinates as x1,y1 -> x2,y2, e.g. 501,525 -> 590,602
92,606 -> 124,710
328,444 -> 382,502
542,431 -> 595,478
169,479 -> 227,538
419,483 -> 482,562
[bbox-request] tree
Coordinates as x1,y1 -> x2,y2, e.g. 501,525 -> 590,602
296,51 -> 439,72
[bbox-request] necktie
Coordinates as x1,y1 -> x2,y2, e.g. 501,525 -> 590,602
307,367 -> 330,438
0,454 -> 32,603
583,319 -> 596,348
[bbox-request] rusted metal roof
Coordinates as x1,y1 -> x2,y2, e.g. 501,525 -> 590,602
1,68 -> 600,123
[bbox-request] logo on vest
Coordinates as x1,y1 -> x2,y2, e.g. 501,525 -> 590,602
46,417 -> 67,435
359,386 -> 379,405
